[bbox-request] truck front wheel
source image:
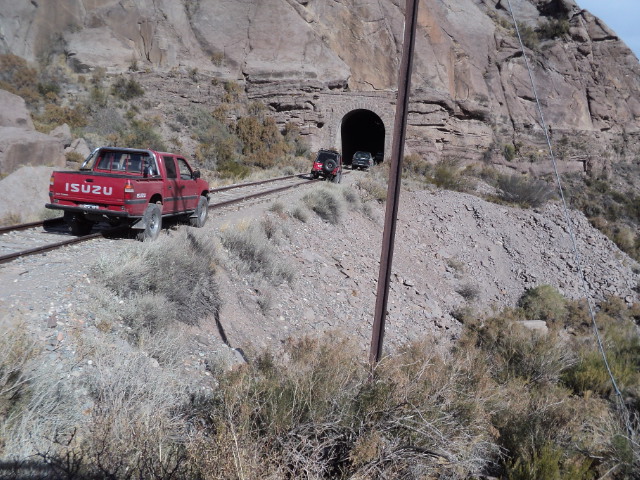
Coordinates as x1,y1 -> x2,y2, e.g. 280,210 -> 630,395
189,196 -> 209,227
136,203 -> 162,241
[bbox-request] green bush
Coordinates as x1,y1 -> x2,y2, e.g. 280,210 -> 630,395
562,315 -> 640,397
538,19 -> 570,40
427,158 -> 473,192
111,76 -> 144,100
503,143 -> 516,161
402,153 -> 432,178
518,285 -> 567,323
122,118 -> 167,151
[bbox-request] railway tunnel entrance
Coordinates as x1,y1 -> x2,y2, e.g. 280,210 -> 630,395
341,109 -> 385,166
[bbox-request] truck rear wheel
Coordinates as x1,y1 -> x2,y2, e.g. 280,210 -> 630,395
64,212 -> 93,236
136,203 -> 162,241
189,196 -> 209,227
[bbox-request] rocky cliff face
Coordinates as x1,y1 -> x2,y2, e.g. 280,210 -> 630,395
1,0 -> 639,170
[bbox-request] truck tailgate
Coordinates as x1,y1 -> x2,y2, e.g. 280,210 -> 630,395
50,171 -> 123,205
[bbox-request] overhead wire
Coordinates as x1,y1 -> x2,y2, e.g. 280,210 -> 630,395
505,0 -> 635,439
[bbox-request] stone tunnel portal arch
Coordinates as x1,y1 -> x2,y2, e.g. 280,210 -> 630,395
341,109 -> 385,166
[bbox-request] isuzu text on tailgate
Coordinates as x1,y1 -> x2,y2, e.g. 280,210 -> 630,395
46,147 -> 210,240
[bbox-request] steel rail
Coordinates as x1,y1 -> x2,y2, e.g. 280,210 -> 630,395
0,232 -> 104,264
209,173 -> 306,193
210,176 -> 322,209
0,217 -> 64,235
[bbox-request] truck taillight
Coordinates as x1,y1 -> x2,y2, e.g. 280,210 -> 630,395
124,180 -> 134,199
49,175 -> 55,187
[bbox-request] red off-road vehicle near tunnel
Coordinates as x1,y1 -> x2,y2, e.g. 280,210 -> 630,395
46,147 -> 210,240
310,148 -> 343,183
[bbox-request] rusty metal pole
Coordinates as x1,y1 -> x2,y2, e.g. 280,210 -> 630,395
369,0 -> 420,365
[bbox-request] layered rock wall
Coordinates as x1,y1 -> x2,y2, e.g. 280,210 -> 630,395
1,0 -> 639,169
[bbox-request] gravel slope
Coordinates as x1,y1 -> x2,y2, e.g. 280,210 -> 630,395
1,173 -> 638,370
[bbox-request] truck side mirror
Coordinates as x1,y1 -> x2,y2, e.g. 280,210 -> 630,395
192,170 -> 201,179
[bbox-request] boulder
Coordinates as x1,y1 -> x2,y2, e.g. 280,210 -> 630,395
49,123 -> 72,148
0,127 -> 65,176
0,165 -> 55,222
65,138 -> 92,159
0,90 -> 34,130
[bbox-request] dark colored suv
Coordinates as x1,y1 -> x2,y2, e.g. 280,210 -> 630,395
352,151 -> 374,170
311,149 -> 343,183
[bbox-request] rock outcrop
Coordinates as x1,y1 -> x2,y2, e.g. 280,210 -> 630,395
0,0 -> 639,169
0,90 -> 65,176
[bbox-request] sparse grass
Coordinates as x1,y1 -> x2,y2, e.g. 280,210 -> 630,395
446,256 -> 466,275
0,322 -> 39,443
0,212 -> 22,227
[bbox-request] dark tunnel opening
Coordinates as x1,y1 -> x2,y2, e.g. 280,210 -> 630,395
341,109 -> 385,166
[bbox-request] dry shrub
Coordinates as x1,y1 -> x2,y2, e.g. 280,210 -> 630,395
302,184 -> 347,224
457,283 -> 480,301
0,322 -> 39,454
497,174 -> 556,208
220,220 -> 294,285
355,169 -> 388,203
4,338 -> 196,478
93,228 -> 221,330
464,314 -> 575,385
460,295 -> 640,477
429,158 -> 472,192
290,205 -> 310,223
189,334 -> 499,479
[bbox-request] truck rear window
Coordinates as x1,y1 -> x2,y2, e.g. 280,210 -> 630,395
96,152 -> 151,174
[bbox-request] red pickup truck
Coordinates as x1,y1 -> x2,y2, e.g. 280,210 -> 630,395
46,147 -> 210,240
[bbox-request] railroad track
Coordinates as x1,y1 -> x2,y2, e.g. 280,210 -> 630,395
0,173 -> 324,264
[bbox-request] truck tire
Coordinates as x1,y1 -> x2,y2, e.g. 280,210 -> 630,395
332,171 -> 342,184
189,196 -> 209,227
65,213 -> 93,236
137,203 -> 162,241
323,159 -> 337,173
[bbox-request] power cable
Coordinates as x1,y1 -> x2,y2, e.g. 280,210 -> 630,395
505,0 -> 635,439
